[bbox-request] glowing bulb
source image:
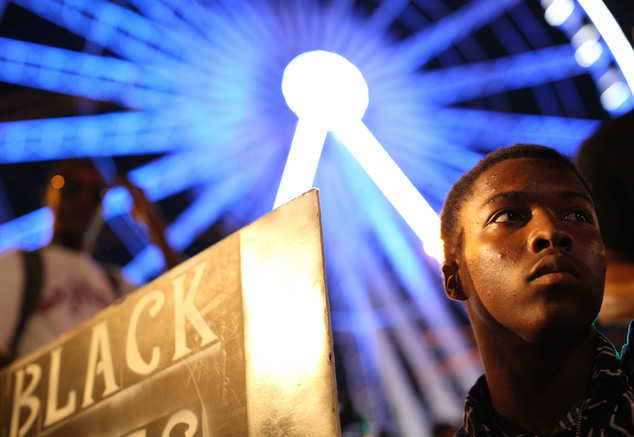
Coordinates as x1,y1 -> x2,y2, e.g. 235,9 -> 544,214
51,175 -> 65,189
601,81 -> 629,110
572,25 -> 603,67
276,50 -> 370,208
575,40 -> 603,67
282,50 -> 369,127
576,0 -> 634,96
276,50 -> 443,263
543,0 -> 574,27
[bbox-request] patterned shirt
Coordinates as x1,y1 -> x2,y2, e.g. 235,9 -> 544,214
457,327 -> 634,436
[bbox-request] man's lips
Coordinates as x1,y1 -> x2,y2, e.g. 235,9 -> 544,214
528,256 -> 580,284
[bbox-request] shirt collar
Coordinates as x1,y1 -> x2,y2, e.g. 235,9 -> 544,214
461,331 -> 626,436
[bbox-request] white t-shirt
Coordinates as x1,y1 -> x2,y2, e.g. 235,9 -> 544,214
0,245 -> 136,358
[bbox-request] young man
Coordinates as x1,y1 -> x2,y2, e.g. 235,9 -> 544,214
440,144 -> 634,435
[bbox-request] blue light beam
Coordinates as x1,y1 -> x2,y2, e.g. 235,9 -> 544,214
393,0 -> 523,71
426,108 -> 601,155
0,208 -> 53,252
419,44 -> 585,105
334,120 -> 444,262
14,0 -> 198,68
0,112 -> 197,163
0,37 -> 180,108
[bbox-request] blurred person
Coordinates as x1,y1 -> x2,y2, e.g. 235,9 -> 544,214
441,144 -> 634,435
0,159 -> 181,366
576,110 -> 634,342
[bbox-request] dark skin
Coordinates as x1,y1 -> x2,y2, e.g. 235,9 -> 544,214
442,158 -> 606,435
46,163 -> 106,250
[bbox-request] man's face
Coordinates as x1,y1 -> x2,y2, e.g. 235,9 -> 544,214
453,158 -> 606,344
47,164 -> 106,240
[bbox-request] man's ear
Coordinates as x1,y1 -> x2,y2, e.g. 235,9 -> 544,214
442,262 -> 467,301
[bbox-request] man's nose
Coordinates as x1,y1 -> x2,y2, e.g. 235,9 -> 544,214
528,211 -> 573,253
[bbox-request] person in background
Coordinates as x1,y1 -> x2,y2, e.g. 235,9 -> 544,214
576,110 -> 634,345
440,144 -> 634,435
0,159 -> 182,365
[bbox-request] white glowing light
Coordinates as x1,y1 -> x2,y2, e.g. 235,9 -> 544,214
571,24 -> 600,47
275,50 -> 368,208
575,40 -> 603,67
333,121 -> 444,262
600,81 -> 630,110
577,0 -> 634,94
572,25 -> 603,67
598,68 -> 631,110
543,0 -> 575,27
277,50 -> 444,263
281,50 -> 369,125
273,118 -> 327,208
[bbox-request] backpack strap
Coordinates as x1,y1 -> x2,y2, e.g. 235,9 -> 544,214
1,250 -> 44,367
0,250 -> 122,368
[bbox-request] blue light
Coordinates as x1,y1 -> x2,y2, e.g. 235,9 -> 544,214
394,0 -> 523,71
577,0 -> 634,94
334,120 -> 444,261
122,244 -> 163,285
541,0 -> 634,114
0,112 -> 197,163
572,25 -> 603,67
14,0 -> 193,68
0,0 -> 622,433
420,44 -> 584,105
102,186 -> 133,219
0,208 -> 53,252
427,108 -> 600,155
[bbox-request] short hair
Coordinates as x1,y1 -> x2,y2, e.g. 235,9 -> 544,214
439,144 -> 594,263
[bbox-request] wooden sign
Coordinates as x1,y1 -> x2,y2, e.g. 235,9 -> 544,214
0,189 -> 339,437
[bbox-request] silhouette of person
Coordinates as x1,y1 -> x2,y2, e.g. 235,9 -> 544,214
576,110 -> 634,342
0,159 -> 181,364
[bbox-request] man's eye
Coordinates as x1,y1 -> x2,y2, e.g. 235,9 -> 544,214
491,210 -> 524,223
563,209 -> 592,224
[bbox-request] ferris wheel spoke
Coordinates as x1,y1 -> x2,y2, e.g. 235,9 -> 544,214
338,150 -> 481,391
428,108 -> 600,154
274,118 -> 328,209
14,0 -> 195,68
0,37 -> 182,109
0,112 -> 195,163
334,120 -> 443,262
364,0 -> 411,34
393,0 -> 524,71
124,142 -> 280,282
419,44 -> 583,105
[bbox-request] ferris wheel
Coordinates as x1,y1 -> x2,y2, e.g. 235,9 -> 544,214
0,0 -> 632,434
